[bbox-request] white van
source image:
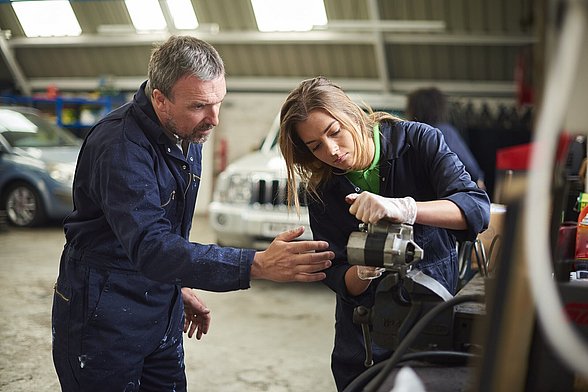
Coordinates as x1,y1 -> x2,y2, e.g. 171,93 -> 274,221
208,93 -> 406,249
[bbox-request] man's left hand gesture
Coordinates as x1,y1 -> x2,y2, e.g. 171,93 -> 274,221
181,287 -> 211,339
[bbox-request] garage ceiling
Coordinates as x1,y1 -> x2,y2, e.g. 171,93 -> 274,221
0,0 -> 536,97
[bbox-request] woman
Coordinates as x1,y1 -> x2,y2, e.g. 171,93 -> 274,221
278,77 -> 490,391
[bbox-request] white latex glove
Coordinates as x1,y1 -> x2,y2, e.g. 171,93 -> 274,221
357,266 -> 387,280
391,366 -> 426,392
345,192 -> 417,225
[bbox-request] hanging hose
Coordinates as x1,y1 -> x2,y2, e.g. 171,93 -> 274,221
524,0 -> 588,380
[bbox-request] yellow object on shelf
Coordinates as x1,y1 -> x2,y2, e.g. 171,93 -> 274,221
61,108 -> 77,125
578,192 -> 588,212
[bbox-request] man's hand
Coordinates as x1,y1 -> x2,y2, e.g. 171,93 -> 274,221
251,226 -> 334,282
345,193 -> 417,224
181,287 -> 211,339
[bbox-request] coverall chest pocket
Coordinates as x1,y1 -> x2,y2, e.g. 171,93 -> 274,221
159,182 -> 178,219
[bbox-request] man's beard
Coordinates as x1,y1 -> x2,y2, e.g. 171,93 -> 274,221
164,117 -> 213,145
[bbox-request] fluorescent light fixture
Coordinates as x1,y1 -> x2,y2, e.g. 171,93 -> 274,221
125,0 -> 167,32
251,0 -> 328,32
11,0 -> 82,38
167,0 -> 199,30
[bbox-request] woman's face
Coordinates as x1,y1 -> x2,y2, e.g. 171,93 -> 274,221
295,109 -> 356,170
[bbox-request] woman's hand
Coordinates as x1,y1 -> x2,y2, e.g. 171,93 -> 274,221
345,192 -> 417,224
356,265 -> 386,280
345,265 -> 383,296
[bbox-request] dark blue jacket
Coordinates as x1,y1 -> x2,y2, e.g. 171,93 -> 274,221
436,122 -> 485,183
63,81 -> 255,290
308,120 -> 490,390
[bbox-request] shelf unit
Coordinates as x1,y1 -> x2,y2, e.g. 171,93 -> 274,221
1,95 -> 115,138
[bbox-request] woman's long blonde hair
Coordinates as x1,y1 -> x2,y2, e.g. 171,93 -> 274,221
278,77 -> 400,214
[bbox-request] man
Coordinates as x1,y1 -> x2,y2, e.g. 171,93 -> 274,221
405,87 -> 486,191
51,35 -> 333,392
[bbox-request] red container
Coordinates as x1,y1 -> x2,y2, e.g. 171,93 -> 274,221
576,205 -> 588,260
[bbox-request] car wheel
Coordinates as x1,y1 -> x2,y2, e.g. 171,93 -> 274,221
4,182 -> 46,227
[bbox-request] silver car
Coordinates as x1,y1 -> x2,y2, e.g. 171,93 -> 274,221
0,106 -> 81,227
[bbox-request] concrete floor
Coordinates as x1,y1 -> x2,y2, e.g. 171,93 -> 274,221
0,215 -> 338,392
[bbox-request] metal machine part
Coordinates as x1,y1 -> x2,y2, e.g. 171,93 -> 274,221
346,221 -> 423,277
346,221 -> 462,368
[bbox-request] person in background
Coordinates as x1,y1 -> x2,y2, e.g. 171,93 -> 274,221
278,77 -> 490,390
405,87 -> 487,190
51,36 -> 333,392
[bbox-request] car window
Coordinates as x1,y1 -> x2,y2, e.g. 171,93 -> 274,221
0,109 -> 80,148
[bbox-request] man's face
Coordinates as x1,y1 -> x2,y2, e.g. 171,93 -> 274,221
154,74 -> 226,144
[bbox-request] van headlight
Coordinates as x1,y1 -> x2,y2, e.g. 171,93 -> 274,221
214,173 -> 252,204
47,162 -> 75,185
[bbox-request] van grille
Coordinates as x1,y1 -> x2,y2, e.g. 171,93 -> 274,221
252,178 -> 307,206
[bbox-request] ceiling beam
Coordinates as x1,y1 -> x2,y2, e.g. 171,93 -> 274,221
157,0 -> 179,36
384,33 -> 537,46
319,20 -> 446,32
26,76 -> 515,96
0,33 -> 31,95
368,0 -> 390,93
7,31 -> 375,47
6,31 -> 535,48
389,80 -> 516,96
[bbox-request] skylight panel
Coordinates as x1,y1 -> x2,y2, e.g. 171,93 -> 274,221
167,0 -> 199,30
11,0 -> 82,38
125,0 -> 167,32
251,0 -> 328,32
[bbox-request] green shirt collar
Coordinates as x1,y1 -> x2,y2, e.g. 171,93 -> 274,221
346,124 -> 381,193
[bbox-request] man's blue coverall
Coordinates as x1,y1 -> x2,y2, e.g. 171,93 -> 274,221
52,82 -> 256,391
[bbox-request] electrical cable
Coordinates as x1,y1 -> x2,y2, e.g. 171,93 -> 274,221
524,0 -> 588,380
361,294 -> 484,392
342,351 -> 478,392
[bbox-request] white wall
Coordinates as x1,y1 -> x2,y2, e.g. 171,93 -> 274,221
195,91 -> 288,214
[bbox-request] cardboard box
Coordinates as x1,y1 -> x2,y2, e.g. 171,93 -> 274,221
471,203 -> 507,272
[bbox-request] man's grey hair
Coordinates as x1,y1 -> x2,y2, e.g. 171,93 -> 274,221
147,35 -> 225,99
